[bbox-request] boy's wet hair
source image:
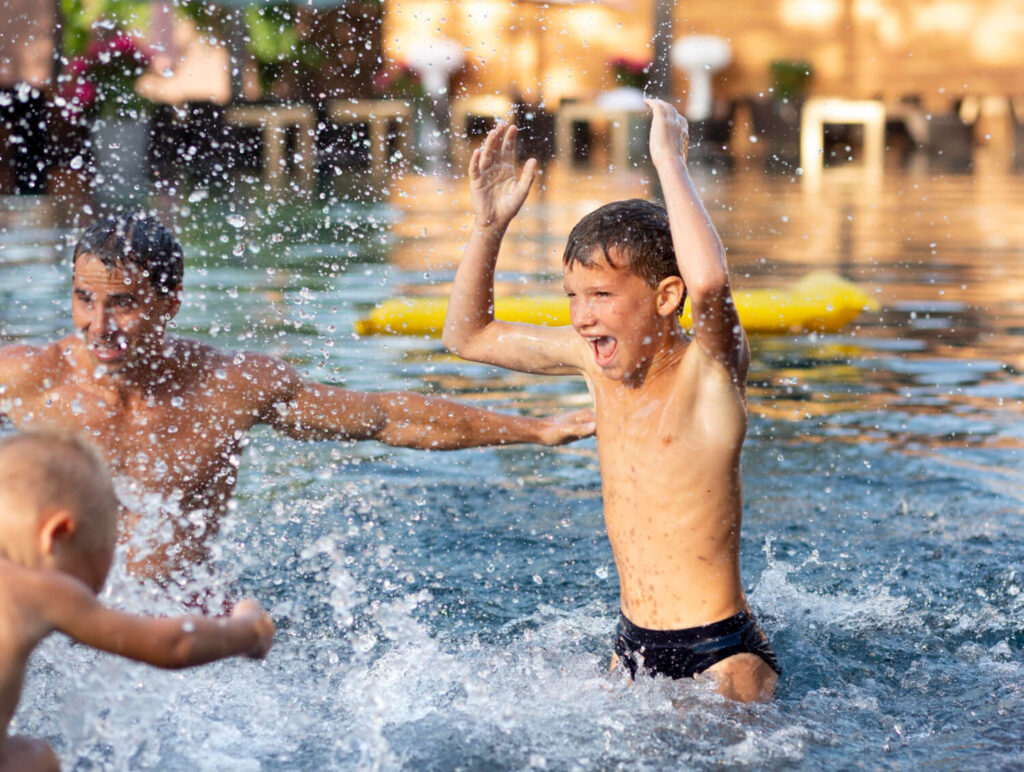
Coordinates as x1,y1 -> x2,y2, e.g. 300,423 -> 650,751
563,199 -> 685,313
0,430 -> 118,552
73,214 -> 184,297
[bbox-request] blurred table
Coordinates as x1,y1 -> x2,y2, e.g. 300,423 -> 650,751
225,103 -> 316,189
328,99 -> 413,177
450,95 -> 513,170
800,98 -> 885,185
554,102 -> 648,169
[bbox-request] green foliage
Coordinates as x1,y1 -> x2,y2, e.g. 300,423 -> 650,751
244,4 -> 323,94
59,0 -> 152,57
609,57 -> 649,91
179,0 -> 226,38
770,60 -> 813,102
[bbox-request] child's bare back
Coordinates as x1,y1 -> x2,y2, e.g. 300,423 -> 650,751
0,430 -> 274,770
443,100 -> 778,701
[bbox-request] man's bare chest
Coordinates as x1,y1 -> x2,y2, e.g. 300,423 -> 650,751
13,387 -> 250,489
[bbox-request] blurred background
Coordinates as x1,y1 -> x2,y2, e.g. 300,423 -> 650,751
2,0 -> 1023,197
3,3 -> 1024,769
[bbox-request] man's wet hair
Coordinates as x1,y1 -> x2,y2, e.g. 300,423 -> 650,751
563,199 -> 685,312
73,214 -> 184,297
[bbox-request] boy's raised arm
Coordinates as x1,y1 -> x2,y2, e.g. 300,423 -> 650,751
442,123 -> 585,376
646,99 -> 748,378
43,575 -> 274,669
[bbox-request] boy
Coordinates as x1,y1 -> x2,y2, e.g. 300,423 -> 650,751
442,100 -> 779,702
0,430 -> 275,770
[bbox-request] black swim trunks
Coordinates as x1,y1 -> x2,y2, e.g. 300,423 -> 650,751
614,610 -> 780,680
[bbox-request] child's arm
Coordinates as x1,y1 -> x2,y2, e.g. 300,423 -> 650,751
42,576 -> 273,668
646,99 -> 749,380
443,123 -> 587,375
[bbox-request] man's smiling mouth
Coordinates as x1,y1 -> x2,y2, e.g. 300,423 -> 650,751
89,340 -> 127,362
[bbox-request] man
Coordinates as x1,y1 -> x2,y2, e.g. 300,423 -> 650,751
0,215 -> 594,573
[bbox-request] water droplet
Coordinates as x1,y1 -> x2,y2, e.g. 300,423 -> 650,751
227,213 -> 246,228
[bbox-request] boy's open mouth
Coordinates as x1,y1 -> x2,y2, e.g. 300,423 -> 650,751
591,336 -> 617,366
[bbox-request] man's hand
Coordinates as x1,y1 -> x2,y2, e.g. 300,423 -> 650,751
536,407 -> 597,446
646,98 -> 689,166
470,122 -> 539,230
231,598 -> 275,659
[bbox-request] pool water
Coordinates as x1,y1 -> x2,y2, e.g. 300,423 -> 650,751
1,158 -> 1023,770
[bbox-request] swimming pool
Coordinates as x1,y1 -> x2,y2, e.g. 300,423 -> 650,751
2,159 -> 1023,769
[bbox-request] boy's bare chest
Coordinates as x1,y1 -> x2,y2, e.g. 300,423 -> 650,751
593,378 -> 690,446
591,378 -> 744,486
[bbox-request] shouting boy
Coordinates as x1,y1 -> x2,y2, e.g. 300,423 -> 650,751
442,100 -> 779,702
0,430 -> 274,771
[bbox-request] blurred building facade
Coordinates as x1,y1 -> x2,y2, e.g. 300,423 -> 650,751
383,0 -> 1024,111
2,0 -> 1021,109
0,0 -> 57,88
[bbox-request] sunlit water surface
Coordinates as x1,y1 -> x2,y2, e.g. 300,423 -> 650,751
2,158 -> 1023,770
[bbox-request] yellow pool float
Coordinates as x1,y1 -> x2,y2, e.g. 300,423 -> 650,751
354,271 -> 880,337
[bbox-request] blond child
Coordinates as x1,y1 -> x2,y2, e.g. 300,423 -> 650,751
0,430 -> 274,771
442,100 -> 779,702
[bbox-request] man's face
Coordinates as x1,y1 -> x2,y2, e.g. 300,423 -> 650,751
71,254 -> 178,374
564,247 -> 662,382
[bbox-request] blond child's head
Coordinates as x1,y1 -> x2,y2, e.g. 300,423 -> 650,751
0,430 -> 119,592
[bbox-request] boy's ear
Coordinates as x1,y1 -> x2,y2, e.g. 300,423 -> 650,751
38,511 -> 76,556
655,276 -> 685,317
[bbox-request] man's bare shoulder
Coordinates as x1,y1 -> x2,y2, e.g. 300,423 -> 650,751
0,340 -> 72,396
164,337 -> 303,401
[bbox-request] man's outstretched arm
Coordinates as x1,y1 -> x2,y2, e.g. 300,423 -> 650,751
245,354 -> 594,448
646,99 -> 748,380
289,385 -> 594,448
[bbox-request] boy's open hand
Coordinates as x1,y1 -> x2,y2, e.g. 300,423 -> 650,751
538,407 -> 597,445
470,122 -> 539,230
646,98 -> 689,166
232,598 -> 275,659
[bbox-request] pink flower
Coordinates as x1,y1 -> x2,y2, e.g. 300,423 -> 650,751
58,77 -> 97,114
608,56 -> 650,75
75,81 -> 97,106
67,56 -> 90,76
109,34 -> 137,55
